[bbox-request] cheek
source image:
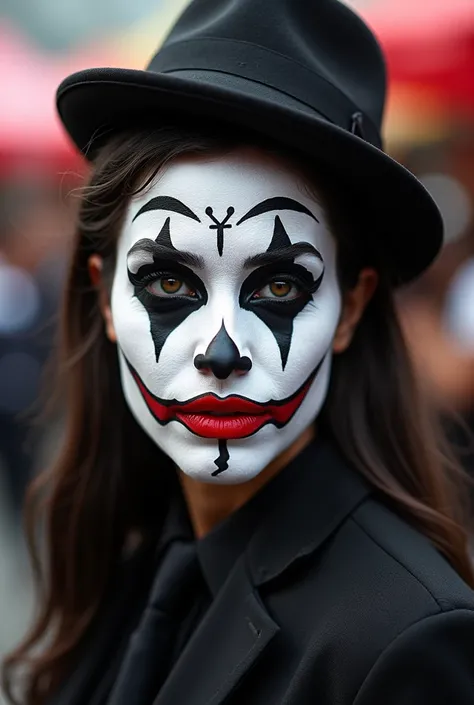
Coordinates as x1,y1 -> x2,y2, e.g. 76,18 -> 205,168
110,274 -> 156,361
298,288 -> 342,351
278,279 -> 342,377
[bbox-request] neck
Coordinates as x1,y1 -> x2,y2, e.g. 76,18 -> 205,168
179,426 -> 314,539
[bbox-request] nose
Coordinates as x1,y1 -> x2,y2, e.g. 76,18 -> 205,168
194,322 -> 252,380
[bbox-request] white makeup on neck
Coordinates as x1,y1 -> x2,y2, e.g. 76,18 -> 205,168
111,148 -> 342,484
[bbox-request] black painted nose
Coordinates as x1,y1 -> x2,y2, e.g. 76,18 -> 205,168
194,322 -> 252,380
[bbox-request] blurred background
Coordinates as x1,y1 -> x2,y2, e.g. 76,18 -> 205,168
0,0 -> 473,695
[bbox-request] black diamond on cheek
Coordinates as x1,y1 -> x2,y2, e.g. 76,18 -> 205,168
244,298 -> 309,370
239,216 -> 314,369
147,303 -> 204,363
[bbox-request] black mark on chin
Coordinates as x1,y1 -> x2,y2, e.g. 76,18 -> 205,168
212,440 -> 230,476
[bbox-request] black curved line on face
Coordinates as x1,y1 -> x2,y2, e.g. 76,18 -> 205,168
128,219 -> 208,362
132,196 -> 201,223
266,215 -> 292,251
154,216 -> 176,251
236,197 -> 320,226
213,440 -> 230,477
240,217 -> 324,369
124,353 -> 327,438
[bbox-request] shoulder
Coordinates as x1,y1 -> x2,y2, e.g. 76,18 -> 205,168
352,608 -> 474,704
348,497 -> 474,612
298,497 -> 474,702
300,495 -> 474,658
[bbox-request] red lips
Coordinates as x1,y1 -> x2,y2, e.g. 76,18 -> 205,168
129,365 -> 316,439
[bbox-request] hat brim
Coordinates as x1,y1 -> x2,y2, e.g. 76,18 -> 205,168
57,67 -> 443,283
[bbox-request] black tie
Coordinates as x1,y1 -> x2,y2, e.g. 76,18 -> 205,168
106,540 -> 198,705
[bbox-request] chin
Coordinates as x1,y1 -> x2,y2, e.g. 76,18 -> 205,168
153,423 -> 296,485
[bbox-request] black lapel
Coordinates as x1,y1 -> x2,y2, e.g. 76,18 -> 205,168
154,558 -> 279,705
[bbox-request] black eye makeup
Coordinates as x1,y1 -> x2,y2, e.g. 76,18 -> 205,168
239,260 -> 324,370
240,261 -> 324,309
126,257 -> 208,364
128,260 -> 207,310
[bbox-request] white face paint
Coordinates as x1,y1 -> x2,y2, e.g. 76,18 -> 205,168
111,149 -> 342,484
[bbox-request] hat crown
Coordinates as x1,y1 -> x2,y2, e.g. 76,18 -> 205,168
157,0 -> 387,130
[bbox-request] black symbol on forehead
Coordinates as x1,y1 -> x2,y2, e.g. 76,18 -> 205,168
205,206 -> 235,257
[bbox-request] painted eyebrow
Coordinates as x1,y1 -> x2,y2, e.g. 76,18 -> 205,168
236,197 -> 319,225
127,239 -> 204,269
132,196 -> 201,223
244,243 -> 323,269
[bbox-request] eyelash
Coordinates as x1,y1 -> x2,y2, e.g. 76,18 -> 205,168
133,270 -> 317,302
134,271 -> 199,298
252,275 -> 305,301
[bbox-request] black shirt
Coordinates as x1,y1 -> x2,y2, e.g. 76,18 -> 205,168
50,439 -> 474,705
154,450 -> 299,670
107,442 -> 307,705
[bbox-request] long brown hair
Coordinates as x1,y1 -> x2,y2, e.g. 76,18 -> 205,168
3,124 -> 473,705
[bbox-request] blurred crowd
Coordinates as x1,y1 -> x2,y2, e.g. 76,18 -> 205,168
0,0 -> 473,699
398,133 -> 474,476
0,171 -> 76,692
0,171 -> 73,519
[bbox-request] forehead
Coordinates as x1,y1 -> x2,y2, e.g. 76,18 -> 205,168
118,149 -> 334,262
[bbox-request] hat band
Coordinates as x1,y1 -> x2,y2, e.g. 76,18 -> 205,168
149,38 -> 382,149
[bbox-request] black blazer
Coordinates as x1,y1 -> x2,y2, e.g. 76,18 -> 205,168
51,442 -> 474,705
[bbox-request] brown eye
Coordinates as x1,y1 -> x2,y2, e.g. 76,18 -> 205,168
146,276 -> 196,298
253,280 -> 301,301
161,277 -> 182,294
270,281 -> 292,297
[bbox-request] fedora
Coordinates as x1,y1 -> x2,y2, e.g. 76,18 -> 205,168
56,0 -> 443,283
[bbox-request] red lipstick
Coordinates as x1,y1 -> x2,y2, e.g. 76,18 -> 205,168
129,361 -> 321,440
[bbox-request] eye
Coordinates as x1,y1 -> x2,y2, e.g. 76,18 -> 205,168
146,276 -> 197,298
252,280 -> 302,301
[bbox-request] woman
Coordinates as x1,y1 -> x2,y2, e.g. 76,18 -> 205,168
3,0 -> 474,703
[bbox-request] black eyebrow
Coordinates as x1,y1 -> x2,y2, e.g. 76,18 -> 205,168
132,196 -> 201,223
244,242 -> 323,269
127,238 -> 204,269
236,197 -> 319,226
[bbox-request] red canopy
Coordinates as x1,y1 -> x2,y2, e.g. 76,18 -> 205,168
363,0 -> 474,113
1,1 -> 473,176
0,25 -> 114,176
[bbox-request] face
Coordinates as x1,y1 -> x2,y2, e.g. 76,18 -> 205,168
110,149 -> 342,484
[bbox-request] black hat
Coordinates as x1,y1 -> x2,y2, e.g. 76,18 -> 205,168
56,0 -> 443,283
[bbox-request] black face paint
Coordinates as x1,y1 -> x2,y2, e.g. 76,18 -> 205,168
205,206 -> 235,256
236,197 -> 319,226
154,216 -> 176,251
266,215 -> 292,251
194,321 -> 252,380
212,440 -> 230,477
128,220 -> 208,362
132,196 -> 201,223
240,217 -> 324,369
